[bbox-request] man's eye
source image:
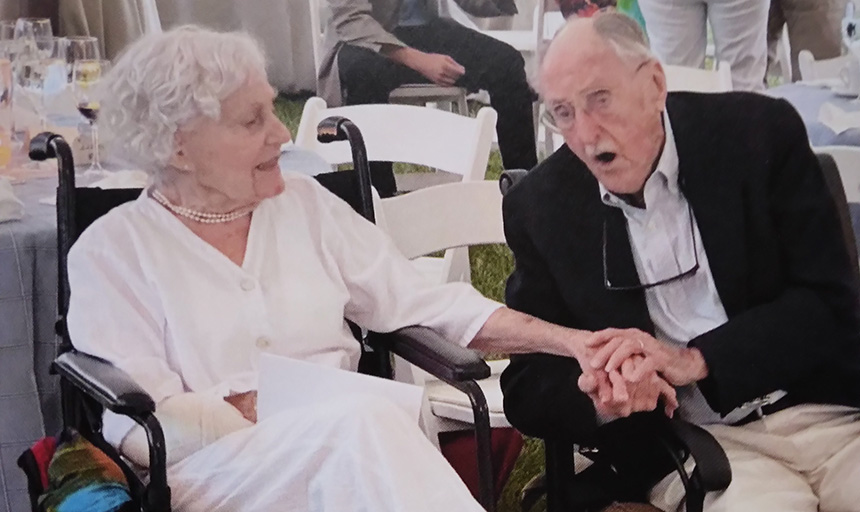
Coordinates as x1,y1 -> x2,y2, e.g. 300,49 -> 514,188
553,105 -> 574,120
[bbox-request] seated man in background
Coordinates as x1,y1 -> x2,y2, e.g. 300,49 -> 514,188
501,11 -> 860,512
318,0 -> 538,196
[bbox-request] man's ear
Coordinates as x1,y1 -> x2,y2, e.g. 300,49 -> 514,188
647,60 -> 668,110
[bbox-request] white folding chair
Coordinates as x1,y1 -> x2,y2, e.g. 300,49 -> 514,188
816,146 -> 860,203
663,61 -> 734,93
372,180 -> 513,442
309,0 -> 468,113
798,50 -> 853,82
295,97 -> 497,283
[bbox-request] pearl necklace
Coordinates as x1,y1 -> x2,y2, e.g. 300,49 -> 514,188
151,189 -> 253,224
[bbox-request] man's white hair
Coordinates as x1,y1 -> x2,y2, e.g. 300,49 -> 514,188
100,25 -> 267,174
592,11 -> 654,65
536,11 -> 654,93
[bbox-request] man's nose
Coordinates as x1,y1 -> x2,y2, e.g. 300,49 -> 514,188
573,112 -> 601,146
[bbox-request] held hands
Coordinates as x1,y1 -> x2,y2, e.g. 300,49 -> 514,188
224,390 -> 257,423
573,328 -> 709,422
585,328 -> 709,387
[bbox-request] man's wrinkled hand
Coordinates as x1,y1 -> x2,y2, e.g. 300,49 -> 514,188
585,328 -> 708,387
578,357 -> 678,421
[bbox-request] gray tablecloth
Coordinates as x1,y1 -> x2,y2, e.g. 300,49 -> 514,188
0,149 -> 331,510
768,83 -> 860,147
0,176 -> 60,512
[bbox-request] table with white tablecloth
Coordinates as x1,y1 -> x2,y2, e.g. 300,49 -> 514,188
768,83 -> 860,147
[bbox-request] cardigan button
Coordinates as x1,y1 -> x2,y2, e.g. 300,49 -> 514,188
240,278 -> 256,291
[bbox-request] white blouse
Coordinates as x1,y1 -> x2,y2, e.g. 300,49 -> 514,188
67,173 -> 501,446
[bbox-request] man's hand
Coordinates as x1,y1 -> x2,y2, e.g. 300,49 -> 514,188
586,328 -> 709,387
387,47 -> 465,86
224,390 -> 257,423
578,356 -> 679,421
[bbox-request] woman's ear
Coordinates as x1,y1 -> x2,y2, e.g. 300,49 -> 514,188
168,134 -> 193,172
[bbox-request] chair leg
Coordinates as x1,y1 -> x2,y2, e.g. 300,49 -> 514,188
450,380 -> 495,512
457,93 -> 469,116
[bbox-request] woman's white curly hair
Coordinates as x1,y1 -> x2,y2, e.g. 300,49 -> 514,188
100,25 -> 267,174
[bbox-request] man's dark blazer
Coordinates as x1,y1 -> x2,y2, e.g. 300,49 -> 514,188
501,91 -> 860,443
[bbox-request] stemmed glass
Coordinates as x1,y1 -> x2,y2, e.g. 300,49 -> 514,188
14,37 -> 67,130
73,59 -> 109,173
12,18 -> 52,44
0,21 -> 15,41
65,36 -> 99,77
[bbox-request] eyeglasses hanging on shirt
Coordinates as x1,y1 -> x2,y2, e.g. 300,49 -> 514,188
602,203 -> 700,291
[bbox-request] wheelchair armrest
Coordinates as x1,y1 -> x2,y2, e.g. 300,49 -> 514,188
370,326 -> 491,382
53,351 -> 155,417
499,169 -> 529,195
665,418 -> 732,492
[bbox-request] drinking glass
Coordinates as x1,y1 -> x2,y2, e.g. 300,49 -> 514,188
0,21 -> 15,41
64,36 -> 99,81
0,47 -> 12,168
73,59 -> 109,172
13,18 -> 52,43
14,37 -> 66,129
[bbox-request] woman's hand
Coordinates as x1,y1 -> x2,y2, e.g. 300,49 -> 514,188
224,390 -> 257,423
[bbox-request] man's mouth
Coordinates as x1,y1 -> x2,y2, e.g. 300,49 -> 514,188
255,155 -> 280,171
595,152 -> 617,164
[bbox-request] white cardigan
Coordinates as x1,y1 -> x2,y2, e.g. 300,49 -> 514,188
67,172 -> 501,447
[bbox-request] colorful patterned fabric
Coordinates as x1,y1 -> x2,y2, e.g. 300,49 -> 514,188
38,429 -> 132,512
554,0 -> 647,30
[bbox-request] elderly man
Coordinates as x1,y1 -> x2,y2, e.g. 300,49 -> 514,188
501,11 -> 860,512
317,0 -> 538,196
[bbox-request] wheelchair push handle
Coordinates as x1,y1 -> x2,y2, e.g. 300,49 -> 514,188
316,116 -> 375,223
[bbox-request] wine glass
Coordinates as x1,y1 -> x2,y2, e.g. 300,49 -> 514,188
0,21 -> 15,41
14,37 -> 66,129
64,36 -> 99,81
73,59 -> 109,173
13,18 -> 52,43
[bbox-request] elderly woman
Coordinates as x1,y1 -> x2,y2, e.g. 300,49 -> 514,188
65,26 -> 660,511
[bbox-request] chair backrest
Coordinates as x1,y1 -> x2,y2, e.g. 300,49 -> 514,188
295,96 -> 498,181
798,50 -> 852,81
814,146 -> 860,268
664,62 -> 733,93
375,180 -> 505,258
307,0 -> 325,73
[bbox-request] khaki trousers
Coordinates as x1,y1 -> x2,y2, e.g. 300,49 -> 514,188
766,0 -> 847,82
650,404 -> 860,512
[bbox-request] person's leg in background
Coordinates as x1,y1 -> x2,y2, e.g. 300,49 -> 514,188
338,44 -> 429,197
707,0 -> 769,91
638,0 -> 708,69
766,0 -> 789,82
396,19 -> 538,170
768,0 -> 847,82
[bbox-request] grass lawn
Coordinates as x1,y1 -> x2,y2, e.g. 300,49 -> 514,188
276,94 -> 548,511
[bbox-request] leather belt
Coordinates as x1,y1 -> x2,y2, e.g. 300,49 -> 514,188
731,394 -> 796,427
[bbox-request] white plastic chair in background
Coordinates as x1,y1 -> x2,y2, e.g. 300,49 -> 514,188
308,0 -> 468,113
372,180 -> 513,442
798,49 -> 854,82
664,61 -> 734,93
816,146 -> 860,203
295,96 -> 497,283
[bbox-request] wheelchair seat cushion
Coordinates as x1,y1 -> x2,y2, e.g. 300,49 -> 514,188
38,428 -> 133,512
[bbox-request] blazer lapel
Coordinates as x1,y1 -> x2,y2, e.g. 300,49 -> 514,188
668,95 -> 749,316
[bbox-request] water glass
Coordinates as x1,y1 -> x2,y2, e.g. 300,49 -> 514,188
13,18 -> 52,43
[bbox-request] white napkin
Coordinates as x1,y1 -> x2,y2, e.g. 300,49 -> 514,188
818,102 -> 860,134
0,176 -> 24,223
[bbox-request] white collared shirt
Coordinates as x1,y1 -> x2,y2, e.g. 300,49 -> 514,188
67,173 -> 501,446
599,112 -> 736,424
